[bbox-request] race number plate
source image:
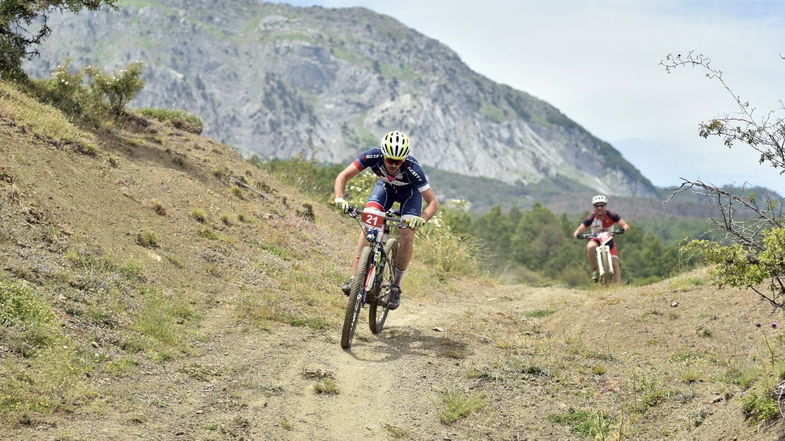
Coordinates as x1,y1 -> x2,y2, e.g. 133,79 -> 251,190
361,212 -> 384,228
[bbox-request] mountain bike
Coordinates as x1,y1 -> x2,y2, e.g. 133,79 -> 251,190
339,205 -> 405,349
576,230 -> 624,285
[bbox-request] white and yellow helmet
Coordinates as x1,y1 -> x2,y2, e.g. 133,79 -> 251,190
380,130 -> 410,160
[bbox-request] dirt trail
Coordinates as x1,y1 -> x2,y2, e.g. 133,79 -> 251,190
261,284 -> 569,441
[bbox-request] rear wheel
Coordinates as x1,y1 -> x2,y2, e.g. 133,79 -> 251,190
369,239 -> 397,334
599,248 -> 613,286
341,246 -> 371,349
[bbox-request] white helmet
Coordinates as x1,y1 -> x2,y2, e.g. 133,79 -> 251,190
380,130 -> 410,160
592,194 -> 608,205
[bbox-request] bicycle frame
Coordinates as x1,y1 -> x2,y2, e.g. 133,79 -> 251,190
340,205 -> 405,348
577,230 -> 623,285
356,208 -> 395,299
347,207 -> 406,303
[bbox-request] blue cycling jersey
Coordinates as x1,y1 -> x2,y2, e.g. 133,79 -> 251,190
353,147 -> 431,193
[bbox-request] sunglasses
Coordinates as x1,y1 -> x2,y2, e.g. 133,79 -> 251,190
594,204 -> 607,208
384,158 -> 404,166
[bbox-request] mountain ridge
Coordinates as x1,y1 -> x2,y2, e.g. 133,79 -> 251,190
24,0 -> 659,198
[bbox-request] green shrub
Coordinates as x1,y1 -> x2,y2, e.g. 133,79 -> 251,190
84,62 -> 144,116
136,230 -> 159,248
742,390 -> 780,423
136,108 -> 204,134
32,60 -> 144,121
418,211 -> 479,278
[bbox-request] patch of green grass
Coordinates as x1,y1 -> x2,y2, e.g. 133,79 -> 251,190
523,308 -> 555,318
120,259 -> 143,279
198,228 -> 220,240
235,292 -> 289,330
680,370 -> 702,384
289,316 -> 329,330
548,409 -> 615,437
0,81 -> 96,151
438,389 -> 487,425
105,356 -> 139,378
629,375 -> 668,413
261,243 -> 292,260
0,278 -> 94,415
135,108 -> 204,134
132,287 -> 198,360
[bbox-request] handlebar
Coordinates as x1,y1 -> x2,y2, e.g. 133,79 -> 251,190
331,202 -> 408,229
575,230 -> 624,240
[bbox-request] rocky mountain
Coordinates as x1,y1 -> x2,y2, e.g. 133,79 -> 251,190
24,0 -> 658,198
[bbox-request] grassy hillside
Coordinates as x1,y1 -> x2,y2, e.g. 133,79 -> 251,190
0,79 -> 413,419
1,80 -> 784,440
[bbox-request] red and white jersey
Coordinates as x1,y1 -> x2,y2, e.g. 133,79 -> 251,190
582,211 -> 622,234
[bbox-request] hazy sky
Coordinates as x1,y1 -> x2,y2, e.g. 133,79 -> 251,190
269,0 -> 785,194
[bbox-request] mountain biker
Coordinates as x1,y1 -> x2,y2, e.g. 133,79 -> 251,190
333,130 -> 439,310
572,194 -> 630,284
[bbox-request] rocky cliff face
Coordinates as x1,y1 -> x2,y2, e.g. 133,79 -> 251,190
25,0 -> 658,197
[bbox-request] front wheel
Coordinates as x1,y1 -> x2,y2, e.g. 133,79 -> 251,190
369,239 -> 397,334
341,246 -> 372,349
598,248 -> 613,286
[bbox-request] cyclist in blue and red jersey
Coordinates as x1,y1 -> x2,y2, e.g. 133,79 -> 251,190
333,130 -> 439,310
572,194 -> 631,284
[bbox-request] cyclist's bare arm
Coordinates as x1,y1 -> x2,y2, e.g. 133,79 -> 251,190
617,218 -> 631,232
573,224 -> 588,238
421,188 -> 439,222
334,163 -> 362,199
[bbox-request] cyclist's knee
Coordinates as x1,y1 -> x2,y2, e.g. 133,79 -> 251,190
399,228 -> 415,242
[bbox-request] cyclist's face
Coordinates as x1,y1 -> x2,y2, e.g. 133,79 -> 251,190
384,158 -> 404,174
593,203 -> 607,214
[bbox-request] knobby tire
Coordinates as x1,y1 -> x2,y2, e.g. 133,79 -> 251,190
341,246 -> 372,349
369,239 -> 397,334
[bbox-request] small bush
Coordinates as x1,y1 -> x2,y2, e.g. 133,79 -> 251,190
136,108 -> 204,134
190,209 -> 207,223
152,200 -> 166,216
136,230 -> 159,248
418,211 -> 479,278
314,379 -> 339,395
742,390 -> 780,423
